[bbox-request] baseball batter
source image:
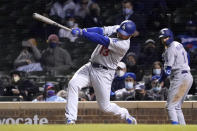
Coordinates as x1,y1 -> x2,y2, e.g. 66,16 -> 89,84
158,28 -> 193,125
65,20 -> 137,124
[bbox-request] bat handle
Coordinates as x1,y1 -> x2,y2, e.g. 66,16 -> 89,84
56,24 -> 72,32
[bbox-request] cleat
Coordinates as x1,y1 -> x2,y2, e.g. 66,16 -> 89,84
126,116 -> 137,125
67,119 -> 75,124
171,121 -> 179,125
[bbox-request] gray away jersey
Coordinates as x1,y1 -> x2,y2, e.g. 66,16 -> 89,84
90,25 -> 130,70
163,41 -> 190,72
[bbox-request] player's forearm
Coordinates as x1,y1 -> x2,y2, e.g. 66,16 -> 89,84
31,46 -> 42,60
82,31 -> 110,47
14,60 -> 28,67
86,27 -> 104,35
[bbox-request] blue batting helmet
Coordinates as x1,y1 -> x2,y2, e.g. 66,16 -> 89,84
159,28 -> 174,45
117,20 -> 136,36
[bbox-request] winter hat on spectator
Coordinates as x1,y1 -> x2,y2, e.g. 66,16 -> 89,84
10,70 -> 22,77
65,9 -> 75,19
124,72 -> 136,81
135,82 -> 145,90
145,39 -> 155,45
44,82 -> 55,97
144,39 -> 156,48
47,34 -> 59,43
44,82 -> 55,90
126,52 -> 137,60
22,38 -> 38,47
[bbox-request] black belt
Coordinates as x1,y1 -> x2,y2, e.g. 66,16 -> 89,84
181,70 -> 188,74
91,62 -> 108,70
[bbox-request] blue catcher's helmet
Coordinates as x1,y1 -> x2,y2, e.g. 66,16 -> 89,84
117,20 -> 136,36
159,28 -> 174,45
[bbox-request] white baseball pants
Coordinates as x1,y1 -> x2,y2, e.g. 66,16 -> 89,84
65,62 -> 130,121
166,71 -> 193,125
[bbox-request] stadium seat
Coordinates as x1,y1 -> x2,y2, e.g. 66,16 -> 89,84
0,96 -> 21,101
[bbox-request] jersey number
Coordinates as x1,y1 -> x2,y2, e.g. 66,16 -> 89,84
100,46 -> 110,56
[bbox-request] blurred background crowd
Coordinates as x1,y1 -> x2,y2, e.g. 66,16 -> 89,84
0,0 -> 197,102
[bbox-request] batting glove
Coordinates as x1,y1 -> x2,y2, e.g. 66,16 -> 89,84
110,91 -> 115,96
71,28 -> 83,37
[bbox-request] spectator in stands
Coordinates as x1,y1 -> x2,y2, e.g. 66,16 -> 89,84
87,87 -> 96,101
147,75 -> 168,101
134,0 -> 168,14
49,0 -> 76,23
0,76 -> 10,96
135,82 -> 153,100
41,34 -> 73,74
115,0 -> 146,37
0,75 -> 10,96
138,39 -> 160,66
111,62 -> 127,92
14,38 -> 43,72
137,0 -> 168,32
57,90 -> 68,100
79,90 -> 89,101
152,61 -> 162,76
58,9 -> 79,42
125,52 -> 144,81
83,2 -> 102,27
4,71 -> 39,101
114,72 -> 136,101
142,61 -> 163,90
44,82 -> 66,102
74,0 -> 92,19
33,82 -> 66,102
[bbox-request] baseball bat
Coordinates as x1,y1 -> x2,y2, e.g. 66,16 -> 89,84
32,13 -> 71,31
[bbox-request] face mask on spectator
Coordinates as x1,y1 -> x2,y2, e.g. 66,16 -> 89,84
49,42 -> 57,48
153,86 -> 161,92
145,47 -> 155,54
123,8 -> 133,15
47,90 -> 55,97
13,75 -> 20,82
67,20 -> 74,27
127,61 -> 135,66
117,70 -> 125,77
153,69 -> 161,75
125,82 -> 134,90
